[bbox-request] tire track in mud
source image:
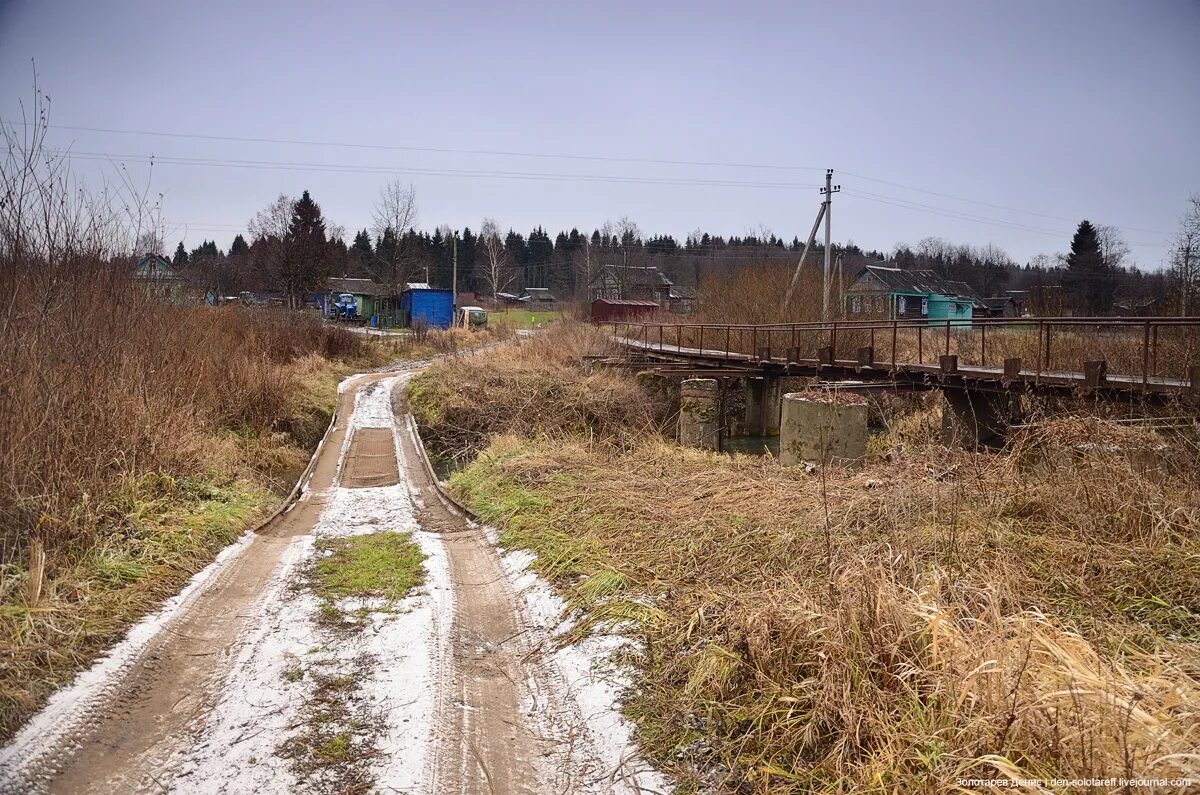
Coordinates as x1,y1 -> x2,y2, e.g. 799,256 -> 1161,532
2,361 -> 667,795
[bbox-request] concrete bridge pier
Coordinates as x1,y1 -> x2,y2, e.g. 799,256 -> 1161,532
679,378 -> 720,450
780,391 -> 868,467
743,377 -> 782,436
941,388 -> 1014,450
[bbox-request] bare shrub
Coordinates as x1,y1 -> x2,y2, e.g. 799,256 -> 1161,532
406,323 -> 657,460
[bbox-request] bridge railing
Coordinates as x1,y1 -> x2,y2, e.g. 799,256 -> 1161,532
606,317 -> 1200,387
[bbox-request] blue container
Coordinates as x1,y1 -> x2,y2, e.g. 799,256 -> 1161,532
400,287 -> 453,329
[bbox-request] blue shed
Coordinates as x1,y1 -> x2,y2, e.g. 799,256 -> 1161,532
401,283 -> 453,329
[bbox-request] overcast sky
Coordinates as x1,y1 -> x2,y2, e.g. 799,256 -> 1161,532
1,0 -> 1196,267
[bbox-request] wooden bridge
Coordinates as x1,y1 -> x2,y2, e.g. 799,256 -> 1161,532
605,317 -> 1200,402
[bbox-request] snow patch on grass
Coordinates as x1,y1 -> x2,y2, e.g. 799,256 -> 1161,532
491,526 -> 669,794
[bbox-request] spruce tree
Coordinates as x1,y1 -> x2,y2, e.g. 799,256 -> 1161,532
172,241 -> 188,267
230,234 -> 250,257
1064,220 -> 1115,314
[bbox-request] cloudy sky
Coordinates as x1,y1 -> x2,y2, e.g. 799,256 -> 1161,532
1,0 -> 1196,266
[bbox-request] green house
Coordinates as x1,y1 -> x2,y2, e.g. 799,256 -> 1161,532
133,254 -> 191,304
844,265 -> 974,326
325,277 -> 402,324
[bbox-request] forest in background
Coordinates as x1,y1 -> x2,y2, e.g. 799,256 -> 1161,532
170,183 -> 1200,317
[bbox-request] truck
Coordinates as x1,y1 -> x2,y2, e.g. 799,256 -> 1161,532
455,305 -> 487,329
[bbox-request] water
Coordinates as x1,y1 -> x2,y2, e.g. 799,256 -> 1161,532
722,435 -> 780,457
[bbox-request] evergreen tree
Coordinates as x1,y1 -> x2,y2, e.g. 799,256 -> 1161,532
458,226 -> 477,293
229,234 -> 250,257
350,229 -> 373,276
505,231 -> 529,288
1064,220 -> 1115,314
527,227 -> 553,288
172,241 -> 188,267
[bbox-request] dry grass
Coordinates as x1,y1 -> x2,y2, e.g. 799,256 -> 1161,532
0,260 -> 384,741
424,327 -> 1200,793
370,324 -> 514,362
407,323 -> 659,461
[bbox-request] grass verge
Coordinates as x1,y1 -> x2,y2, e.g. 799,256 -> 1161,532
419,322 -> 1200,793
281,530 -> 426,788
449,433 -> 1200,793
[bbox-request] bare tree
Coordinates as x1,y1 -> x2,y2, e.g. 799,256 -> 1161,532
1,75 -> 153,265
367,181 -> 419,292
135,230 -> 164,257
1096,224 -> 1131,271
1168,195 -> 1200,315
478,217 -> 513,298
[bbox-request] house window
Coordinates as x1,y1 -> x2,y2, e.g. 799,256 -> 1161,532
920,297 -> 929,316
874,296 -> 884,313
897,296 -> 907,315
851,296 -> 861,314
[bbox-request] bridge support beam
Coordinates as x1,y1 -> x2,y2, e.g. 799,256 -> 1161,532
679,378 -> 720,450
941,388 -> 1013,450
744,376 -> 782,436
780,391 -> 868,468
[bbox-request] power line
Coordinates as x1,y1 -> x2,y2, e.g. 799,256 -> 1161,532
66,150 -> 819,190
841,169 -> 1171,236
27,122 -> 1173,239
843,188 -> 1170,248
38,122 -> 825,172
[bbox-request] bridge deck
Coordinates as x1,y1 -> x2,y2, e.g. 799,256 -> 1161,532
613,336 -> 1194,396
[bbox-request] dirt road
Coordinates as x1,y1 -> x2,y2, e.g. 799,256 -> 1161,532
0,368 -> 664,794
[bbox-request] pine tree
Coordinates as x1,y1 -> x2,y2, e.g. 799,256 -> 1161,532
1064,220 -> 1115,314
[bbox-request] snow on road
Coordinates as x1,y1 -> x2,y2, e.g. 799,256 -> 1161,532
172,374 -> 455,793
0,369 -> 666,794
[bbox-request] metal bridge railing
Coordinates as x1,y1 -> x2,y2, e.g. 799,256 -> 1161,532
606,316 -> 1200,389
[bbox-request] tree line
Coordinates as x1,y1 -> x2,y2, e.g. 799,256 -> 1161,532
166,182 -> 1199,316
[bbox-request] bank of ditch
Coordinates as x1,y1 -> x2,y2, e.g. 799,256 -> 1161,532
408,322 -> 1200,794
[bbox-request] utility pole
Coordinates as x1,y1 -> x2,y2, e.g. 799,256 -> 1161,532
452,231 -> 458,312
821,168 -> 841,320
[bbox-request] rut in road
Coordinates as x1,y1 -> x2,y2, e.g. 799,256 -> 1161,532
0,367 -> 664,795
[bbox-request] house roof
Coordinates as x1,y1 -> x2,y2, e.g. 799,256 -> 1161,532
668,285 -> 697,300
591,264 -> 673,289
133,254 -> 182,281
522,287 -> 556,299
982,296 -> 1016,309
496,292 -> 520,300
592,298 -> 660,307
327,277 -> 389,295
849,265 -> 966,298
945,280 -> 985,302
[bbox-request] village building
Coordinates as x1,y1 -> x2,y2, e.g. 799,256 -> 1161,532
588,263 -> 694,314
324,277 -> 402,324
132,254 -> 191,303
589,264 -> 672,305
401,282 -> 454,329
519,287 -> 558,309
843,265 -> 975,324
590,298 -> 661,323
978,296 -> 1021,318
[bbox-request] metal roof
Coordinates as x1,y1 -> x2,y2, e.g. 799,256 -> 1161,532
327,277 -> 389,295
849,265 -> 964,297
592,298 -> 661,307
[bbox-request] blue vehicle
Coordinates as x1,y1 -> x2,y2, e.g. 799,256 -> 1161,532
332,293 -> 358,321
